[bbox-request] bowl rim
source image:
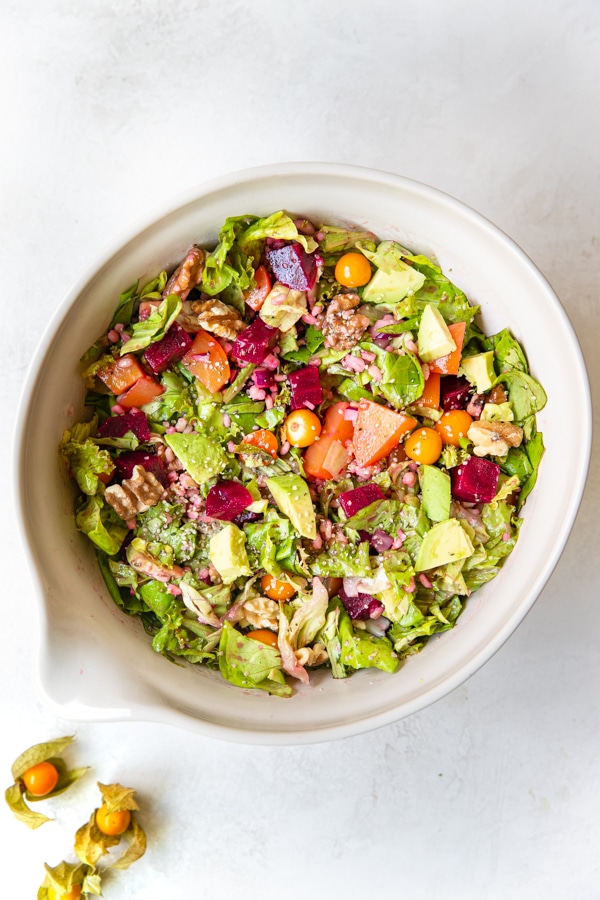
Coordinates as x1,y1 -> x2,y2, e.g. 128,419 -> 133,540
14,162 -> 593,744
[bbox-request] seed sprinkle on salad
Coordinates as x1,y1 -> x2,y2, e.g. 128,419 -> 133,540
60,211 -> 547,697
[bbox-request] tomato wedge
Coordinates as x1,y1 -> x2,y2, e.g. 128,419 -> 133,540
98,354 -> 145,395
429,321 -> 466,375
244,265 -> 272,311
118,374 -> 165,408
322,401 -> 355,443
418,371 -> 441,409
304,434 -> 346,480
352,400 -> 416,467
182,328 -> 230,393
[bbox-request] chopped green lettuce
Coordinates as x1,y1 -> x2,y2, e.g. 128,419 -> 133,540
338,608 -> 398,673
218,621 -> 292,697
310,540 -> 372,578
60,422 -> 114,496
122,294 -> 181,355
75,496 -> 127,555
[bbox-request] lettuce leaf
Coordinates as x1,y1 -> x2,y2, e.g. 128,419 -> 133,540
344,499 -> 403,535
359,341 -> 424,409
218,621 -> 292,697
317,224 -> 376,256
60,429 -> 114,496
338,608 -> 398,673
142,369 -> 197,423
500,371 -> 547,440
201,215 -> 256,296
238,210 -> 318,256
310,540 -> 372,578
75,496 -> 128,555
121,294 -> 181,355
244,511 -> 297,577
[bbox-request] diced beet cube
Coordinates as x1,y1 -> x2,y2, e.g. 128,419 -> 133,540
143,322 -> 192,374
266,242 -> 318,291
450,456 -> 500,504
98,409 -> 151,442
205,480 -> 253,521
231,318 -> 279,365
370,529 -> 394,552
253,368 -> 275,389
441,375 -> 472,411
338,483 -> 385,518
114,451 -> 168,487
288,366 -> 323,411
338,586 -> 384,621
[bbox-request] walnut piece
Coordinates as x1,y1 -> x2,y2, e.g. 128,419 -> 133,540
189,298 -> 246,340
295,643 -> 328,667
240,596 -> 279,630
321,293 -> 371,350
163,245 -> 205,300
105,465 -> 163,520
468,420 -> 524,458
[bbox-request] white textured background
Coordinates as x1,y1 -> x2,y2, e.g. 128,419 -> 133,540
1,2 -> 599,897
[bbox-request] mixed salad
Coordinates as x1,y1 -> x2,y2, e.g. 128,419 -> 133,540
60,211 -> 547,697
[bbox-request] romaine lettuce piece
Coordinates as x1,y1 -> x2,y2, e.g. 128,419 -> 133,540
338,608 -> 398,673
122,295 -> 181,355
75,496 -> 128,555
218,621 -> 292,697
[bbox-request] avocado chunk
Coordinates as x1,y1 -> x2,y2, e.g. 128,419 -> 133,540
164,432 -> 227,484
461,351 -> 496,393
266,474 -> 317,539
209,523 -> 252,584
415,518 -> 474,571
259,284 -> 307,332
420,464 -> 451,523
417,304 -> 457,362
362,266 -> 425,305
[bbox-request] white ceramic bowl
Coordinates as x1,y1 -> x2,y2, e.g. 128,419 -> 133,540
16,163 -> 591,744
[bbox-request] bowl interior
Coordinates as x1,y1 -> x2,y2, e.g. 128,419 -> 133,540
17,165 -> 591,743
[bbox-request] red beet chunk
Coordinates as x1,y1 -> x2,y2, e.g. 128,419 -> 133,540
206,480 -> 253,521
441,375 -> 472,411
114,451 -> 168,487
266,242 -> 317,291
338,586 -> 384,621
231,318 -> 279,365
288,366 -> 323,411
339,483 -> 385,518
143,322 -> 192,374
98,409 -> 151,442
450,456 -> 500,504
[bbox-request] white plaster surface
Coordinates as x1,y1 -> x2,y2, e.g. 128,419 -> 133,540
1,1 -> 599,897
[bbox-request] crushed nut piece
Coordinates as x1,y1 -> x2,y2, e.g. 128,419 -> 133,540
488,383 -> 508,404
295,643 -> 328,667
163,245 -> 205,300
240,596 -> 279,630
189,298 -> 246,340
105,465 -> 163,520
468,420 -> 524,458
321,293 -> 371,350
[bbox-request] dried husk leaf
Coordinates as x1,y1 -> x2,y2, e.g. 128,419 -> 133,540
110,817 -> 147,871
97,782 -> 139,813
38,860 -> 95,899
11,735 -> 76,780
25,757 -> 89,803
5,782 -> 52,829
74,810 -> 121,867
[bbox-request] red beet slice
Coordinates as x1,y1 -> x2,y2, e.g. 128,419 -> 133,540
98,408 -> 151,442
253,368 -> 275,389
206,480 -> 253,521
338,586 -> 384,621
441,375 -> 472,411
266,242 -> 317,291
450,456 -> 500,504
339,483 -> 385,518
288,366 -> 323,411
231,318 -> 279,365
143,322 -> 192,374
114,451 -> 168,487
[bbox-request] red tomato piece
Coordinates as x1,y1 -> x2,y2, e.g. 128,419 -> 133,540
118,374 -> 165,408
352,401 -> 417,468
97,354 -> 145,395
182,328 -> 230,394
244,265 -> 272,311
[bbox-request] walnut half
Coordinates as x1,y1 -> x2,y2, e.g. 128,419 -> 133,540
189,298 -> 246,341
105,465 -> 163,520
240,596 -> 280,630
163,245 -> 205,300
295,643 -> 328,667
321,293 -> 371,350
467,420 -> 524,458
